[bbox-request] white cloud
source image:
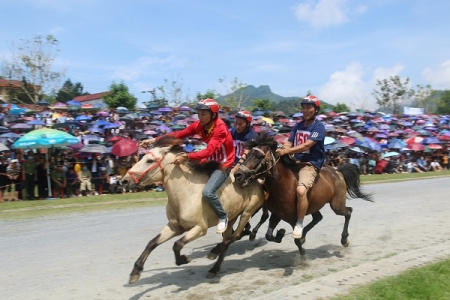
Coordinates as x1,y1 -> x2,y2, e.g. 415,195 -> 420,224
372,64 -> 405,83
422,60 -> 450,89
318,62 -> 371,109
292,0 -> 349,28
114,55 -> 185,81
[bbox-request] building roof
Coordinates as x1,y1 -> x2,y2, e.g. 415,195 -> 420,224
73,92 -> 110,102
0,79 -> 22,88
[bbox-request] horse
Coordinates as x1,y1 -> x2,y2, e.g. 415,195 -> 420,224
121,135 -> 265,283
233,133 -> 373,255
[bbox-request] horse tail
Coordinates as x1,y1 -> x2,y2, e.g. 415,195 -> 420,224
337,163 -> 374,202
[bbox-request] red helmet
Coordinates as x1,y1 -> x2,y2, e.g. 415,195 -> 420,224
195,98 -> 220,113
301,95 -> 321,114
235,110 -> 252,123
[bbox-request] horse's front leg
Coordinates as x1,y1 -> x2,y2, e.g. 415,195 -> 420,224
208,218 -> 237,260
265,214 -> 284,243
299,211 -> 323,245
129,224 -> 181,284
249,205 -> 269,241
173,225 -> 207,265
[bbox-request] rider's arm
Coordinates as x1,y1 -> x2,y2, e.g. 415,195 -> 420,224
278,140 -> 316,156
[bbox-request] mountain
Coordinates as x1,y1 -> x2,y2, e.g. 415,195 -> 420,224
217,85 -> 299,108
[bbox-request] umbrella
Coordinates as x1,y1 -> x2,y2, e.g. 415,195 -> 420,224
107,136 -> 124,142
338,136 -> 356,145
179,106 -> 191,111
82,135 -> 100,142
427,144 -> 443,150
37,99 -> 50,106
2,103 -> 18,109
51,102 -> 68,109
0,143 -> 10,151
94,120 -> 111,127
158,107 -> 173,112
10,123 -> 32,130
405,136 -> 424,144
374,133 -> 388,139
407,143 -> 425,151
103,123 -> 120,129
116,106 -> 129,113
0,132 -> 21,139
96,111 -> 110,117
157,125 -> 172,132
261,117 -> 274,124
27,119 -> 46,125
292,112 -> 303,118
349,146 -> 365,153
422,137 -> 441,144
382,151 -> 400,158
67,100 -> 81,106
111,139 -> 138,157
79,144 -> 110,154
8,108 -> 26,115
387,141 -> 405,149
324,137 -> 335,145
75,115 -> 92,122
12,128 -> 79,198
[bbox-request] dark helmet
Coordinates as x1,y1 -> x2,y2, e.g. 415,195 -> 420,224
235,110 -> 252,123
301,95 -> 321,115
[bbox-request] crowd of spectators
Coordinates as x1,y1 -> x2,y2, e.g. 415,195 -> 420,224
0,103 -> 449,202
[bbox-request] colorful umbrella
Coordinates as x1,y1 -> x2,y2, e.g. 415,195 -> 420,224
79,144 -> 110,154
407,143 -> 425,151
111,139 -> 138,157
382,151 -> 400,158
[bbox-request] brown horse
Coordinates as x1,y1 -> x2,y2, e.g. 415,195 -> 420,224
234,133 -> 373,255
121,136 -> 265,283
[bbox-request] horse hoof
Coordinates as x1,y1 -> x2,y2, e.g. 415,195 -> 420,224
129,274 -> 141,284
207,253 -> 218,260
342,240 -> 350,247
300,249 -> 306,256
177,255 -> 192,265
249,233 -> 256,241
300,237 -> 306,245
206,272 -> 217,278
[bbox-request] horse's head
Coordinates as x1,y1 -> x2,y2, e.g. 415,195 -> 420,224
234,133 -> 279,187
121,136 -> 184,191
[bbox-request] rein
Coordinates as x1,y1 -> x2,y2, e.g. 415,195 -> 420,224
127,150 -> 170,185
246,146 -> 279,179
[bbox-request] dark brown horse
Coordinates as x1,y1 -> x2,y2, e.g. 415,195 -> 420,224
234,133 -> 373,255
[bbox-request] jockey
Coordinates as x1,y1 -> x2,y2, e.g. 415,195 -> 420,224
230,110 -> 257,174
139,99 -> 235,234
275,95 -> 326,239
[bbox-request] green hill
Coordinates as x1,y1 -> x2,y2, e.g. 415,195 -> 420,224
217,85 -> 299,107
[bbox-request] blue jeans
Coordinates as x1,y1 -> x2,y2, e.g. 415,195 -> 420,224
202,168 -> 230,219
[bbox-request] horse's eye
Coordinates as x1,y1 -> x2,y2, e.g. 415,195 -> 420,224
146,159 -> 154,163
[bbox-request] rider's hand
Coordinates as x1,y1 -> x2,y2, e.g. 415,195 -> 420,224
174,153 -> 189,165
138,138 -> 155,147
276,148 -> 289,157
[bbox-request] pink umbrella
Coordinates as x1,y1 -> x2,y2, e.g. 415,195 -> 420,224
111,139 -> 138,157
407,143 -> 425,151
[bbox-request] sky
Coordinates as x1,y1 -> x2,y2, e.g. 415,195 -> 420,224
1,0 -> 450,110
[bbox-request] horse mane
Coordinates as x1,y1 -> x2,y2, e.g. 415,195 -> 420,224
153,135 -> 223,175
245,133 -> 301,174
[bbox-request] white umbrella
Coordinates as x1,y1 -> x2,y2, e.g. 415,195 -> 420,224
0,143 -> 10,152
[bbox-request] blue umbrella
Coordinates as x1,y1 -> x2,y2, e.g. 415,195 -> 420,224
9,108 -> 26,115
292,112 -> 303,118
103,123 -> 120,129
67,100 -> 81,106
422,136 -> 441,144
0,132 -> 21,139
75,115 -> 92,121
382,151 -> 400,158
388,141 -> 404,149
27,119 -> 46,125
94,120 -> 111,127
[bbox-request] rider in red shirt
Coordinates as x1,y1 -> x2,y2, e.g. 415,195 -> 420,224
139,99 -> 234,233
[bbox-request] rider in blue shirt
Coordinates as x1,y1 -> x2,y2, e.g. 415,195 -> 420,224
231,110 -> 257,173
276,95 -> 326,239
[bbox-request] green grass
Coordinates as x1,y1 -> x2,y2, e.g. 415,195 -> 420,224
331,258 -> 450,300
360,170 -> 450,184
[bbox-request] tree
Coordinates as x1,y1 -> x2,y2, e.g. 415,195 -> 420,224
196,89 -> 217,101
1,34 -> 65,104
103,81 -> 137,110
56,79 -> 89,103
333,102 -> 351,113
155,74 -> 191,106
436,90 -> 450,115
249,98 -> 274,112
218,77 -> 249,109
372,76 -> 415,114
411,84 -> 436,114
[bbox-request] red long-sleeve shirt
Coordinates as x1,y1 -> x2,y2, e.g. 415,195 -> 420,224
169,118 -> 235,169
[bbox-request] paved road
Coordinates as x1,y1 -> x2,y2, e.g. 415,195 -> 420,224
1,177 -> 449,300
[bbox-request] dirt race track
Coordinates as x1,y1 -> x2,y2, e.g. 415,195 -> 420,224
1,177 -> 450,300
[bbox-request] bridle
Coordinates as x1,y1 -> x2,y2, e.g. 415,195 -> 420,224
239,146 -> 279,180
127,150 -> 169,185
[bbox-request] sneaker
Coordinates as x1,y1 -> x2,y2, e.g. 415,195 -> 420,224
292,224 -> 303,239
94,191 -> 99,196
78,194 -> 82,197
216,218 -> 228,234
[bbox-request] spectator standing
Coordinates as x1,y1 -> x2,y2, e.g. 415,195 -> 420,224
6,159 -> 21,201
65,168 -> 78,197
0,156 -> 10,202
22,152 -> 37,200
36,157 -> 48,199
79,164 -> 93,196
51,164 -> 66,198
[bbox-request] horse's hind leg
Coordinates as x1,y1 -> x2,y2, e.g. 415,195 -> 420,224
300,211 -> 323,245
330,197 -> 353,247
173,225 -> 207,265
129,224 -> 180,284
208,218 -> 238,260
